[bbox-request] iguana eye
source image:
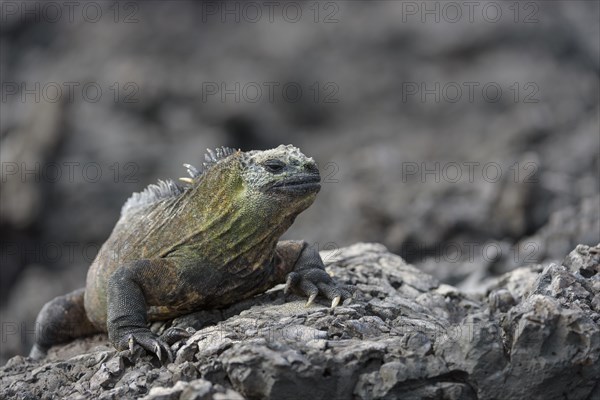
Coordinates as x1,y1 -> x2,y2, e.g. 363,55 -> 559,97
263,159 -> 286,173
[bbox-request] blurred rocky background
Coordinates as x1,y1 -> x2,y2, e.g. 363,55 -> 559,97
1,1 -> 598,364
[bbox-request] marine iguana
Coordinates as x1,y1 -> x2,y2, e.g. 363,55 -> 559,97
30,145 -> 353,362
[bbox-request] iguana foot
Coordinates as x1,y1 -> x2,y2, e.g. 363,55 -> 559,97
119,329 -> 173,363
283,242 -> 354,308
120,326 -> 191,363
284,269 -> 353,308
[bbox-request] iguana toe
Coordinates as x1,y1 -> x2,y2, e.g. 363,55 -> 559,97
124,331 -> 173,364
160,327 -> 191,345
284,272 -> 301,295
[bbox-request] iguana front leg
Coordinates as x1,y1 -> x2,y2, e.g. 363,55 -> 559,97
107,259 -> 189,363
278,241 -> 354,308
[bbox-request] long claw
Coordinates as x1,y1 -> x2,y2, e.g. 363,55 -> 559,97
331,296 -> 341,308
128,335 -> 135,354
154,343 -> 162,362
305,293 -> 317,307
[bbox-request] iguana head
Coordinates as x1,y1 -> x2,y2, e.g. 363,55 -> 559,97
239,144 -> 321,212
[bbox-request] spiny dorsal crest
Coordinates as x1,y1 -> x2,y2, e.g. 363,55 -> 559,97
121,146 -> 238,215
202,146 -> 236,174
179,146 -> 237,183
121,179 -> 183,215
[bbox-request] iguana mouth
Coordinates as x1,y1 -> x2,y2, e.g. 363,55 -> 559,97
268,174 -> 321,195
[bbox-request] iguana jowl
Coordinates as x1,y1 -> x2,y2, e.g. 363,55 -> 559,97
30,145 -> 352,362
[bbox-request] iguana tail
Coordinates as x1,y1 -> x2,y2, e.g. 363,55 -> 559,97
29,288 -> 100,360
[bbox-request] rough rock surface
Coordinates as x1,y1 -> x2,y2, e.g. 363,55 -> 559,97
2,243 -> 598,400
419,194 -> 600,292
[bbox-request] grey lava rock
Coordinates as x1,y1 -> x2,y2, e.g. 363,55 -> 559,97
1,243 -> 599,399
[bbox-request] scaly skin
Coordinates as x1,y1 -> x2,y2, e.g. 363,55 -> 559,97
30,145 -> 353,362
